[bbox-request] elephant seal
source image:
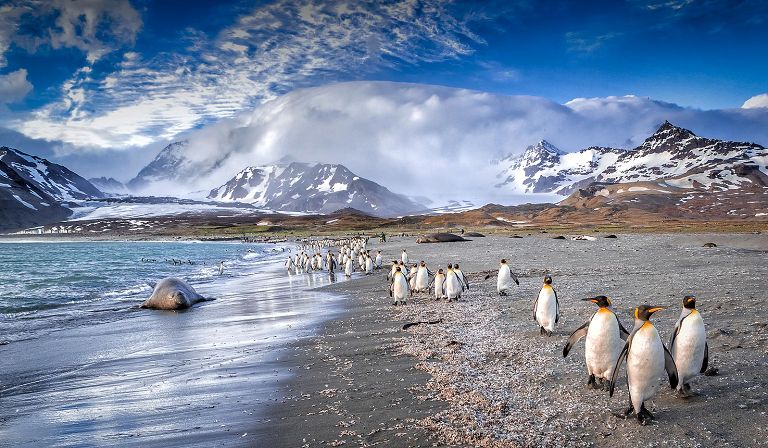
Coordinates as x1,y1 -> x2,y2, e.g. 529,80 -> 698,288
416,233 -> 467,243
141,278 -> 212,310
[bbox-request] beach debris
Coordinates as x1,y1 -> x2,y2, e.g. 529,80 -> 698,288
552,235 -> 566,240
463,232 -> 486,237
604,234 -> 618,238
703,242 -> 718,247
572,235 -> 597,241
403,319 -> 443,330
704,367 -> 720,376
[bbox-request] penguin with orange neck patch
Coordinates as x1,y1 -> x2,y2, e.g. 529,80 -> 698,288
670,295 -> 708,397
533,274 -> 559,336
610,305 -> 678,425
563,295 -> 629,390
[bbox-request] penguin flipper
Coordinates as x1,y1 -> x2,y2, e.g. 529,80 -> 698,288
563,321 -> 589,357
701,342 -> 709,373
663,344 -> 679,389
533,294 -> 539,322
609,339 -> 631,397
616,315 -> 630,341
484,274 -> 491,280
511,272 -> 520,285
669,318 -> 682,351
554,289 -> 560,323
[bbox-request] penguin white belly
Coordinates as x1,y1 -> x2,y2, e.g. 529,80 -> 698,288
434,276 -> 445,298
535,287 -> 557,332
365,259 -> 373,273
375,255 -> 382,267
345,260 -> 353,276
627,326 -> 665,409
497,267 -> 513,292
446,275 -> 461,299
393,275 -> 409,300
673,312 -> 706,387
402,254 -> 408,264
585,311 -> 623,379
415,269 -> 429,291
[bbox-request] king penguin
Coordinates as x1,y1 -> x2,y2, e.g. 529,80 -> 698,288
496,259 -> 519,296
563,296 -> 629,390
390,266 -> 410,306
669,295 -> 708,397
431,268 -> 446,300
533,274 -> 559,336
415,261 -> 431,292
609,305 -> 678,425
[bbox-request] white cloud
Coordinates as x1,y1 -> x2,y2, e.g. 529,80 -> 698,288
12,0 -> 498,150
1,0 -> 142,66
131,81 -> 768,204
742,93 -> 768,109
0,68 -> 32,103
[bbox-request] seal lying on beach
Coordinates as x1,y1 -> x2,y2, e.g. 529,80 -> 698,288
416,233 -> 467,243
141,278 -> 213,310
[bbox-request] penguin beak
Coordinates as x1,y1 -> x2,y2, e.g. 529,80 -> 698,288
582,297 -> 598,303
648,306 -> 666,314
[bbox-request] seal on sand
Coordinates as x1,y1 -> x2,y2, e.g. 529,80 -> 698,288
141,278 -> 213,310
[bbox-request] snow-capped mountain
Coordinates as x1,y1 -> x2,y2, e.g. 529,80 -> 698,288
208,162 -> 424,217
127,140 -> 232,192
88,177 -> 128,195
495,140 -> 624,194
0,147 -> 105,231
496,122 -> 768,195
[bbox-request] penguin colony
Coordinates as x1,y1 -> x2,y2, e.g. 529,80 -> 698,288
285,238 -> 709,426
382,252 -> 709,426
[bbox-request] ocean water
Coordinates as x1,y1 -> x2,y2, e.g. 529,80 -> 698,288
0,241 -> 284,343
0,240 -> 352,446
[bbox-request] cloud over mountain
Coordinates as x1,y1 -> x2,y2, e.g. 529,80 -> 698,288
134,81 -> 768,205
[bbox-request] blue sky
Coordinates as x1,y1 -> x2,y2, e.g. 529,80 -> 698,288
0,0 -> 766,179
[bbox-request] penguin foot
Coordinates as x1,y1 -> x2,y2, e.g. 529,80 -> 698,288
539,327 -> 545,336
587,374 -> 599,389
676,384 -> 695,398
613,406 -> 634,419
637,405 -> 654,425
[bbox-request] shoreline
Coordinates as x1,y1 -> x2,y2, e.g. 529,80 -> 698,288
0,246 -> 352,447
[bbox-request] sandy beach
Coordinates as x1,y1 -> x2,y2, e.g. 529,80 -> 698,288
2,233 -> 766,447
260,233 -> 768,447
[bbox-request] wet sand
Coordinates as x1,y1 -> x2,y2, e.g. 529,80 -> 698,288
264,233 -> 768,447
0,258 -> 347,447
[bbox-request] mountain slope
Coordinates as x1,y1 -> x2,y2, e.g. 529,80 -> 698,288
88,177 -> 128,194
495,122 -> 768,195
208,162 -> 424,217
0,147 -> 105,231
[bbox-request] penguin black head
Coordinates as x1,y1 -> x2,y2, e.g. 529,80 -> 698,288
420,261 -> 426,266
500,259 -> 507,264
454,264 -> 460,269
447,263 -> 453,269
634,305 -> 666,321
683,295 -> 696,309
395,266 -> 401,272
543,275 -> 553,285
583,295 -> 611,307
437,269 -> 444,274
